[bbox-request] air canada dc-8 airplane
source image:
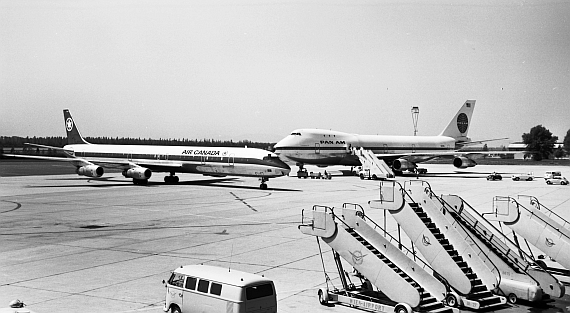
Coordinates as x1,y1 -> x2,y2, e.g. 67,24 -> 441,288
7,110 -> 290,189
274,100 -> 500,174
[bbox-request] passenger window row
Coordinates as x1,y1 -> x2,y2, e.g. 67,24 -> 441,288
184,276 -> 222,296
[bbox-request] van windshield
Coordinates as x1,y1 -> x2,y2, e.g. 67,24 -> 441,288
246,283 -> 274,300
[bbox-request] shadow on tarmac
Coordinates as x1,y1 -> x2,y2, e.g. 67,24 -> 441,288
27,177 -> 302,192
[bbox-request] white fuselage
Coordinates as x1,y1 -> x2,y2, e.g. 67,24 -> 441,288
274,129 -> 456,166
65,143 -> 291,178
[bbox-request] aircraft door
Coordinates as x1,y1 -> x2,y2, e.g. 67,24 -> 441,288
128,151 -> 133,162
228,154 -> 234,166
412,144 -> 416,153
383,144 -> 388,154
315,143 -> 320,154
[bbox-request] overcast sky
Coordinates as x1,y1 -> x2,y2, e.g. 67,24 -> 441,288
1,0 -> 569,144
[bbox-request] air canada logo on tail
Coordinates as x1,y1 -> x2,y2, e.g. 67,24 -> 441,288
66,118 -> 74,131
456,113 -> 468,133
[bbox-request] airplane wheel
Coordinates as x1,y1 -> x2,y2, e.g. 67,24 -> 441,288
360,174 -> 364,180
547,181 -> 553,185
260,183 -> 268,190
508,293 -> 517,304
514,177 -> 520,181
318,289 -> 328,305
446,294 -> 459,307
372,174 -> 378,180
394,303 -> 411,313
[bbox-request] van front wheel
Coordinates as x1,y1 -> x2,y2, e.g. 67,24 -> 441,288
170,305 -> 181,313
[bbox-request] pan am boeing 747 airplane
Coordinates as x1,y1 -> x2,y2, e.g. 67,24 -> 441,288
274,100 -> 503,174
6,110 -> 290,189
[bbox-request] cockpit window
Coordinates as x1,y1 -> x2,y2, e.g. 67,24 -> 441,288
290,132 -> 301,136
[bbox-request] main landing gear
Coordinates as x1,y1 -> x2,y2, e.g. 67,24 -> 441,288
260,177 -> 269,190
164,172 -> 180,183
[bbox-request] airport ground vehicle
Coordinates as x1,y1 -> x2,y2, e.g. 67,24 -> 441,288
297,168 -> 308,178
544,171 -> 562,180
511,172 -> 534,181
0,300 -> 37,313
486,173 -> 502,181
359,168 -> 381,180
546,176 -> 568,185
163,265 -> 276,313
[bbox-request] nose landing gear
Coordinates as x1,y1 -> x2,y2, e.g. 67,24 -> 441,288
260,177 -> 269,189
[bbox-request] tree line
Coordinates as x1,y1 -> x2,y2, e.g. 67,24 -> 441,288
0,136 -> 274,154
523,126 -> 570,160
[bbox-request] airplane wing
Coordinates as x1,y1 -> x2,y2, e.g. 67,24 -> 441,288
3,153 -> 183,170
457,137 -> 509,147
24,143 -> 75,153
373,150 -> 515,163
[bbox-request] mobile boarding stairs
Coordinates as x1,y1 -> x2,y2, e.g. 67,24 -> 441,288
483,195 -> 570,288
301,201 -> 478,313
424,189 -> 565,304
353,147 -> 394,180
369,181 -> 506,310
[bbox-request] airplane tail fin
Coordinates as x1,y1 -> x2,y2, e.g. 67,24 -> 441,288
438,99 -> 475,143
63,109 -> 89,145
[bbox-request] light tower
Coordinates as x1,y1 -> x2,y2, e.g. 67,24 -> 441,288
411,106 -> 419,136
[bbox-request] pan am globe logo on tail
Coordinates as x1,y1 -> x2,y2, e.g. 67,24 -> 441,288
66,118 -> 74,131
456,113 -> 468,134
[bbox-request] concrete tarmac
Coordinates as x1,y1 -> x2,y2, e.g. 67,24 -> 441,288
1,163 -> 570,313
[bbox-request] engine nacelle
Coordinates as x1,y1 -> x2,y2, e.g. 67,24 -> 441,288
76,165 -> 104,177
453,156 -> 477,169
122,167 -> 152,180
392,158 -> 415,171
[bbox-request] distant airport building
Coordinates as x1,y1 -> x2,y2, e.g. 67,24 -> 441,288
508,142 -> 564,159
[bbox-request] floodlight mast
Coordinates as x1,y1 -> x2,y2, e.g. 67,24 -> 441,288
411,106 -> 419,136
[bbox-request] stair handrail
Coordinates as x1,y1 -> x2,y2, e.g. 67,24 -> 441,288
340,202 -> 451,291
517,195 -> 570,235
300,205 -> 333,227
442,195 -> 540,286
418,185 -> 503,289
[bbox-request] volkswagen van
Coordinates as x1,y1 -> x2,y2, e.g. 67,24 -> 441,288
163,264 -> 276,313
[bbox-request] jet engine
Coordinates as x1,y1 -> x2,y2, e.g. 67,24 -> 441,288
453,156 -> 477,169
392,159 -> 416,171
76,165 -> 104,177
122,167 -> 152,180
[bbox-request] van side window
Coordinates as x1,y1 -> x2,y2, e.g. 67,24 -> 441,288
197,279 -> 209,293
210,282 -> 222,296
185,276 -> 197,290
246,283 -> 274,300
168,273 -> 185,288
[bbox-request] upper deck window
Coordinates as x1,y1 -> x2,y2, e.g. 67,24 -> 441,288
290,132 -> 301,136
